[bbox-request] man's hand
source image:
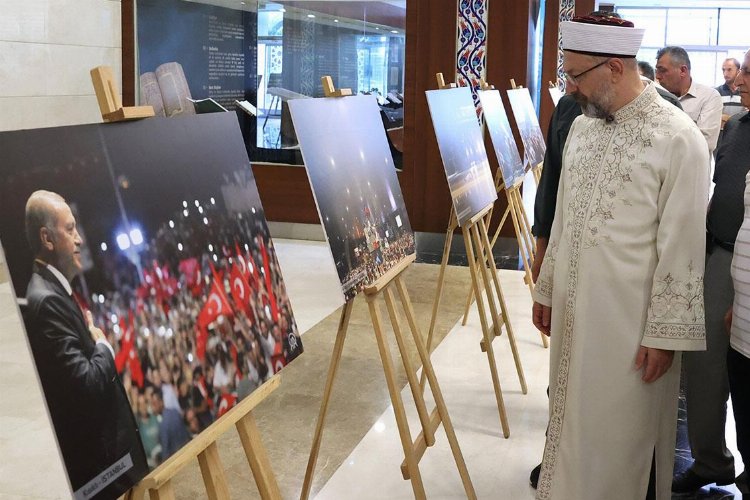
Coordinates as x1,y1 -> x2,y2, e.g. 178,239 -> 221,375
634,347 -> 674,383
724,307 -> 733,334
532,301 -> 552,336
531,238 -> 549,283
85,310 -> 106,342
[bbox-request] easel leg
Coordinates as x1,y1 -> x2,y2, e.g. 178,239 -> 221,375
464,229 -> 510,438
367,293 -> 427,499
510,189 -> 548,349
300,301 -> 354,500
479,219 -> 528,394
420,214 -> 456,391
395,277 -> 477,499
237,412 -> 282,500
198,442 -> 231,500
149,481 -> 176,500
384,287 -> 435,447
470,225 -> 503,341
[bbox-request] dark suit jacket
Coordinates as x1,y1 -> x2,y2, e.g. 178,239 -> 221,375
24,264 -> 148,498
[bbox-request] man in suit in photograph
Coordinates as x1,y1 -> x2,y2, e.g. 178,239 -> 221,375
23,190 -> 147,498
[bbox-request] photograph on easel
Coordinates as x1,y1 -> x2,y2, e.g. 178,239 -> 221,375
507,87 -> 546,170
425,86 -> 497,226
478,89 -> 526,188
0,113 -> 302,499
288,95 -> 414,301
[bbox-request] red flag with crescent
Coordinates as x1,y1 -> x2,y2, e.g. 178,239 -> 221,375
115,315 -> 133,373
217,392 -> 237,418
198,280 -> 234,330
258,238 -> 279,321
230,263 -> 252,316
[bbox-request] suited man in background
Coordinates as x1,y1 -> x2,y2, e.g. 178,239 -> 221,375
23,190 -> 147,499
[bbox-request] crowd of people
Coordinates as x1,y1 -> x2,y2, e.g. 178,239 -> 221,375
336,206 -> 415,299
85,199 -> 301,468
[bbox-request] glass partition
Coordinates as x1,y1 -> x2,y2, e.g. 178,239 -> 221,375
135,0 -> 406,166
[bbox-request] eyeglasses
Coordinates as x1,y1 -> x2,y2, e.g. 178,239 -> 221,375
563,59 -> 611,86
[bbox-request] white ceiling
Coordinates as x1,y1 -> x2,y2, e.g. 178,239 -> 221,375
604,0 -> 750,7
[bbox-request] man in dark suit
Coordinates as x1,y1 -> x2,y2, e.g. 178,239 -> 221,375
23,190 -> 148,499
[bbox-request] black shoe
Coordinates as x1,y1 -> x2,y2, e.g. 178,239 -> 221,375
671,468 -> 734,493
737,471 -> 749,495
530,463 -> 542,489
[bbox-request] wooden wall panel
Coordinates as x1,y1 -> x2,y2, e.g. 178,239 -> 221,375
122,0 -> 135,107
251,165 -> 320,224
400,0 -> 458,233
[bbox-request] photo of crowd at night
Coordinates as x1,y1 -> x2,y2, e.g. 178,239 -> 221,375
425,86 -> 497,226
289,95 -> 415,301
507,87 -> 547,170
0,113 -> 301,496
479,89 -> 526,188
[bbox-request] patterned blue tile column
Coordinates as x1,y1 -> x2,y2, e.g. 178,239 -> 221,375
456,0 -> 488,117
557,0 -> 575,91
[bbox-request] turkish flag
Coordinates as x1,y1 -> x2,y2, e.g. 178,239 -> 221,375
196,324 -> 208,362
230,263 -> 252,315
217,392 -> 237,418
259,238 -> 279,321
271,354 -> 286,374
129,348 -> 144,388
197,280 -> 234,330
115,316 -> 134,373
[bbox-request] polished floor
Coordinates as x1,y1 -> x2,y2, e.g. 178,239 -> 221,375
0,239 -> 744,499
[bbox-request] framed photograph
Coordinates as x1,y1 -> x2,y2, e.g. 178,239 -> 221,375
425,86 -> 497,226
289,95 -> 415,301
0,113 -> 301,499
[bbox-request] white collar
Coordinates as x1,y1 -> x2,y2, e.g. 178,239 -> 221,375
45,263 -> 73,296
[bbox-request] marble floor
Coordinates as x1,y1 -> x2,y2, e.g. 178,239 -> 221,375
0,239 -> 744,499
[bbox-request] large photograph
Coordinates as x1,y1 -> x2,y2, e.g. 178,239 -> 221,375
507,87 -> 546,170
426,86 -> 497,226
289,95 -> 414,301
478,89 -> 526,188
0,113 -> 302,499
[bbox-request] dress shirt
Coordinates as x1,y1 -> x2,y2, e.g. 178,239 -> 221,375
678,79 -> 723,153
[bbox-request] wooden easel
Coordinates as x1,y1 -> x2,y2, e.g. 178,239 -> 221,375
509,79 -> 543,185
420,74 -> 528,439
90,66 -> 154,122
126,377 -> 283,499
457,79 -> 548,348
300,77 -> 476,500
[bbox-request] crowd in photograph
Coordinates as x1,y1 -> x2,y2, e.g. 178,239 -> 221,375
337,210 -> 415,298
81,199 -> 301,468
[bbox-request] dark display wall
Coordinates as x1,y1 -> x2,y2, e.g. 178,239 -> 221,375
137,0 -> 258,110
281,18 -> 359,97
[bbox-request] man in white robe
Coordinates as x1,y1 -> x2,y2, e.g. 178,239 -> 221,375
532,16 -> 708,500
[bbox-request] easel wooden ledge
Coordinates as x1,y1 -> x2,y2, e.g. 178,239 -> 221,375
300,77 -> 476,500
91,66 -> 154,122
420,73 -> 529,440
93,68 -> 284,500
